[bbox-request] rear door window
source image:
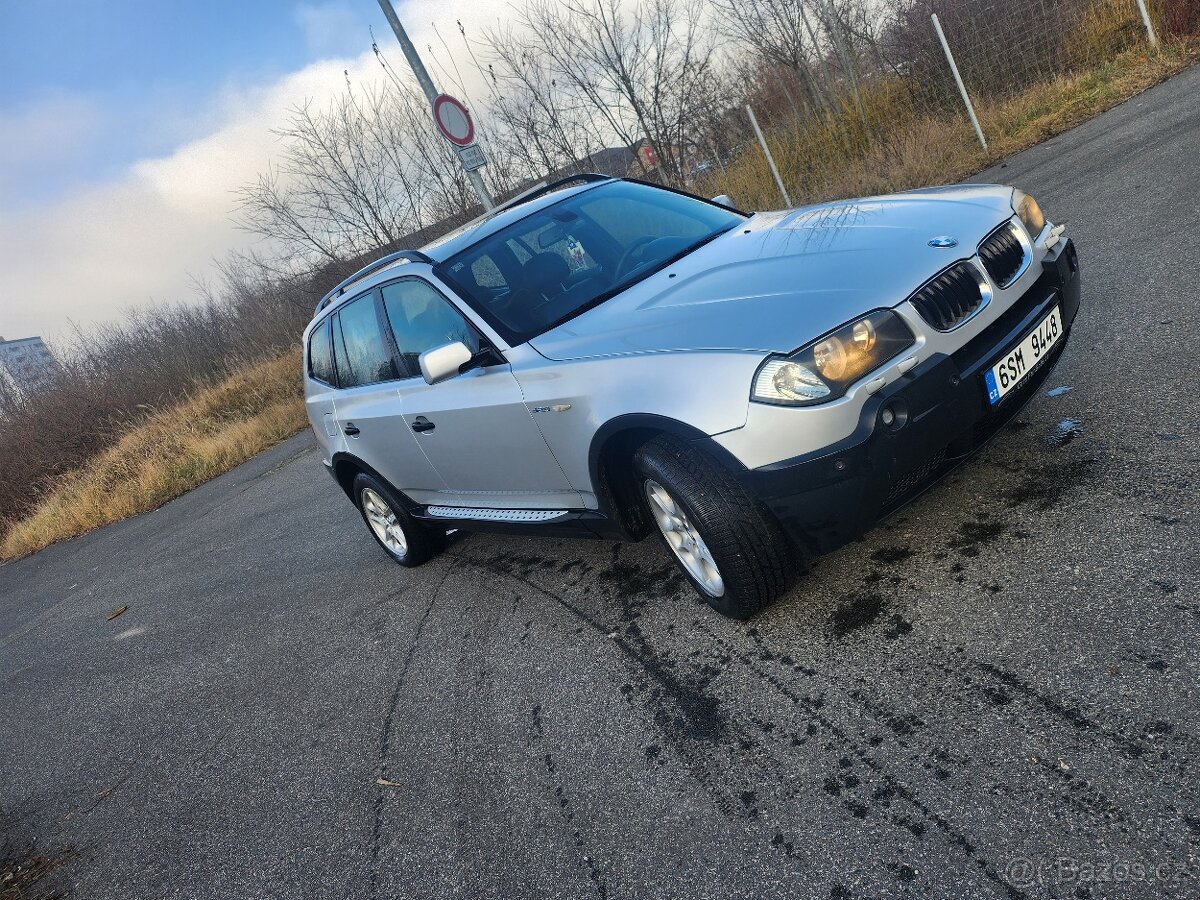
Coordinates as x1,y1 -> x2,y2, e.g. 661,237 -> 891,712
332,294 -> 396,387
308,319 -> 335,384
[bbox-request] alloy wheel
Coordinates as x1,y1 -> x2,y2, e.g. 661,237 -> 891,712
361,488 -> 408,557
643,479 -> 725,597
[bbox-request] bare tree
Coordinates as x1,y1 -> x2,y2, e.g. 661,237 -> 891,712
706,0 -> 834,114
235,75 -> 481,269
484,25 -> 611,180
510,0 -> 721,184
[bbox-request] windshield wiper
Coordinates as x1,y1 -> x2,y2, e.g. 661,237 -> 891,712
536,224 -> 738,334
615,223 -> 737,290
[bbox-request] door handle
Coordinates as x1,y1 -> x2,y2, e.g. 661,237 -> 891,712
342,422 -> 360,436
410,416 -> 435,433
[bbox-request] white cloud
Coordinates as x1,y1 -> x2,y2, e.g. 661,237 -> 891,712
0,93 -> 105,207
0,53 -> 377,342
295,1 -> 370,58
0,0 -> 510,343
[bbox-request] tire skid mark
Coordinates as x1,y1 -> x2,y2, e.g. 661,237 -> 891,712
972,661 -> 1196,768
841,679 -> 1128,829
369,558 -> 458,900
697,624 -> 1028,899
924,653 -> 1200,812
778,594 -> 1187,830
454,546 -> 1148,898
574,561 -> 1018,892
753,659 -> 1026,898
449,550 -> 811,837
755,623 -> 1137,834
444,590 -> 515,897
1028,756 -> 1128,826
747,619 -> 1200,855
458,549 -> 726,741
679,620 -> 1024,893
449,551 -> 750,823
530,704 -> 610,900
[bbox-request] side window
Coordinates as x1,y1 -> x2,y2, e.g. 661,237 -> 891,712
332,294 -> 396,388
380,280 -> 478,378
308,319 -> 335,384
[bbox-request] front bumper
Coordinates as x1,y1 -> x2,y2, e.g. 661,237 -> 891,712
745,238 -> 1080,553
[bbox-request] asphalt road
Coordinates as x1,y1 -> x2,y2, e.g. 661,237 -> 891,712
3,66 -> 1199,900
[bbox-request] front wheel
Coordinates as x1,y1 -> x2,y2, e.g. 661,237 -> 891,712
633,435 -> 796,619
352,473 -> 445,567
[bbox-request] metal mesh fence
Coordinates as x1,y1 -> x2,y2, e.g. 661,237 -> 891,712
927,0 -> 1155,99
684,0 -> 1168,209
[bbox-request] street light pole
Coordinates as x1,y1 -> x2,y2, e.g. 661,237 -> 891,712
374,0 -> 494,210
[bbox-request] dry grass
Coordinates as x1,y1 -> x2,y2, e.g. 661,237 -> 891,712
0,352 -> 307,561
702,39 -> 1199,210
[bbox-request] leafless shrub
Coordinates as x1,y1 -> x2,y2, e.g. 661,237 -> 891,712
236,80 -> 479,267
0,256 -> 314,534
497,0 -> 723,184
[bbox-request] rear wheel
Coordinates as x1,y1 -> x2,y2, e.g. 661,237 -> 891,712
352,472 -> 445,567
633,435 -> 796,619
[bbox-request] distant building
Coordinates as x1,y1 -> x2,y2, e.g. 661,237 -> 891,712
0,335 -> 59,394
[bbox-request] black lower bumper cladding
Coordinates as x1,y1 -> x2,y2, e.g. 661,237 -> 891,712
747,238 -> 1081,553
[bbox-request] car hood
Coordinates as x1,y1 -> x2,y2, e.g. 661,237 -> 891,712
529,184 -> 1017,361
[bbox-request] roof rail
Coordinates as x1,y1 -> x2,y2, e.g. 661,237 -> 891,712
497,172 -> 610,213
424,173 -> 614,251
313,250 -> 434,316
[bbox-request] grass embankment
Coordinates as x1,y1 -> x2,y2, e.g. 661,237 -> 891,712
704,40 -> 1199,210
0,352 -> 306,561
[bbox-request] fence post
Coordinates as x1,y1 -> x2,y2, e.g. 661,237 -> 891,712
745,105 -> 792,208
931,13 -> 988,152
1134,0 -> 1159,47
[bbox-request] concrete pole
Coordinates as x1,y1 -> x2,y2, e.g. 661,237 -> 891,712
931,13 -> 988,152
1134,0 -> 1158,47
375,0 -> 494,210
745,105 -> 792,208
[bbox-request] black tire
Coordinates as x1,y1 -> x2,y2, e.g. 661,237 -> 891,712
632,435 -> 796,619
352,472 -> 446,567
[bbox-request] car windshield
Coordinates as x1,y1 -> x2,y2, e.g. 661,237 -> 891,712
436,181 -> 744,344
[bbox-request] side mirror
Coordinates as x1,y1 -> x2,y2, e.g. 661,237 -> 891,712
419,341 -> 474,385
710,194 -> 734,208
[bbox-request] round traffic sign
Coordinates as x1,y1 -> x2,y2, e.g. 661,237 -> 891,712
431,94 -> 476,147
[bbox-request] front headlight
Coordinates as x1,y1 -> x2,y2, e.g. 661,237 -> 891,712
1013,189 -> 1046,237
752,310 -> 916,406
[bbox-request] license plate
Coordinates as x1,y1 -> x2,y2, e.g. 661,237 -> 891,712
984,305 -> 1063,405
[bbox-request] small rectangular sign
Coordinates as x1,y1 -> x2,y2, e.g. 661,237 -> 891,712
456,143 -> 487,172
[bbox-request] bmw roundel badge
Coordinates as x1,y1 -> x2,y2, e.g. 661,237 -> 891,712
928,236 -> 958,248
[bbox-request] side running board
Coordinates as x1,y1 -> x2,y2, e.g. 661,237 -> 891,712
424,506 -> 567,523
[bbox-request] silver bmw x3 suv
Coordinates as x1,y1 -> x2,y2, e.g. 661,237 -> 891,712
303,175 -> 1079,619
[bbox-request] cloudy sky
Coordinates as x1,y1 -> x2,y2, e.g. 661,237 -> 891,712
0,0 -> 504,343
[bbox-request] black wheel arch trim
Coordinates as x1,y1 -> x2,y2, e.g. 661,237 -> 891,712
587,413 -> 749,536
329,452 -> 423,513
588,414 -> 747,485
